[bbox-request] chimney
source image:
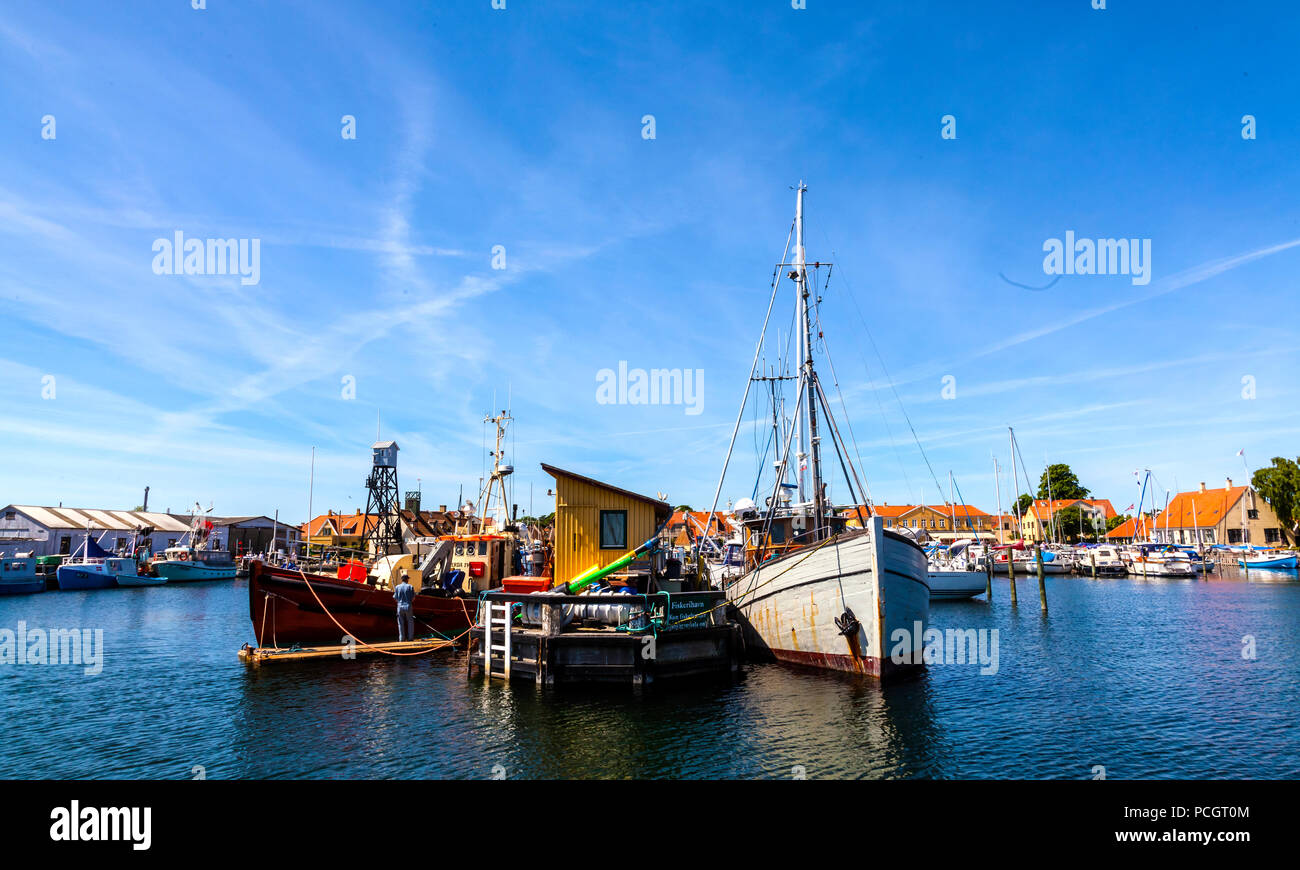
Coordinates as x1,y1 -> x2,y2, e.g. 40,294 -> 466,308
1198,482 -> 1206,493
356,508 -> 362,516
438,504 -> 447,513
1226,478 -> 1233,489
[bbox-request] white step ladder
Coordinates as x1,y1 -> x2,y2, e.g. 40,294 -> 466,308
482,601 -> 512,679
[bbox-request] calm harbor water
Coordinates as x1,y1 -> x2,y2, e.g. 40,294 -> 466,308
2,566 -> 1297,779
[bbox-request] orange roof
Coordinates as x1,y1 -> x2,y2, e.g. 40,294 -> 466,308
1106,516 -> 1141,539
1028,498 -> 1117,520
841,503 -> 991,518
1156,487 -> 1249,529
303,512 -> 377,537
866,504 -> 914,518
668,511 -> 731,533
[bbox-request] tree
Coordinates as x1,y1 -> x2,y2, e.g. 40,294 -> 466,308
1106,514 -> 1131,533
1011,493 -> 1034,518
1253,457 -> 1300,545
674,504 -> 694,513
1056,505 -> 1103,543
1037,463 -> 1090,500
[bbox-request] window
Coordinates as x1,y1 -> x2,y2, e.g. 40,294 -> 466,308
59,536 -> 71,555
599,510 -> 627,550
769,523 -> 785,544
1265,528 -> 1281,543
1247,509 -> 1259,520
1228,529 -> 1244,544
4,511 -> 14,520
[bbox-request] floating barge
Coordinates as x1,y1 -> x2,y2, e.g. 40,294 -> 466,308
467,588 -> 740,685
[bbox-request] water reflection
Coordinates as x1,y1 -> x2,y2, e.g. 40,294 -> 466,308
2,566 -> 1298,779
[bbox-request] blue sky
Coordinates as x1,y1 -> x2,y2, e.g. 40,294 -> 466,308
1,0 -> 1297,523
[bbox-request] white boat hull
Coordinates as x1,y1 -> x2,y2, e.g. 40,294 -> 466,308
927,570 -> 986,600
726,518 -> 930,679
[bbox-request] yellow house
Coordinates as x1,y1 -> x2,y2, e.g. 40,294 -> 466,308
542,463 -> 672,585
301,510 -> 375,557
1021,499 -> 1117,542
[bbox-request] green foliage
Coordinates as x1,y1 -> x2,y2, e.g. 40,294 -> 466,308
1037,463 -> 1090,500
674,505 -> 693,512
1012,493 -> 1034,517
1106,514 -> 1130,532
1055,505 -> 1102,543
1252,457 -> 1300,544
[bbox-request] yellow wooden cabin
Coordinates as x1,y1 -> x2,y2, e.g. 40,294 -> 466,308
541,463 -> 672,585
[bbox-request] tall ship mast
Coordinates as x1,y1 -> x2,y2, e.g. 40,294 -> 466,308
706,184 -> 931,679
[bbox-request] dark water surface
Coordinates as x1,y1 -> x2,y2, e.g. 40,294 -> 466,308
2,567 -> 1297,779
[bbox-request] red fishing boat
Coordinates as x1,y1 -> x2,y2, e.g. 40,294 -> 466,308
248,560 -> 478,647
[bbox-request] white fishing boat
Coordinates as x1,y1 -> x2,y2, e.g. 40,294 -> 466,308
704,184 -> 930,680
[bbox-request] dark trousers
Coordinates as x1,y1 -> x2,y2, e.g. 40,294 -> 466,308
396,606 -> 415,641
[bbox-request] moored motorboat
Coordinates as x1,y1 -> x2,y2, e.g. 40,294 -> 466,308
1124,544 -> 1195,577
55,561 -> 118,590
0,554 -> 45,595
926,569 -> 987,600
153,547 -> 237,581
1237,550 -> 1298,569
150,507 -> 238,582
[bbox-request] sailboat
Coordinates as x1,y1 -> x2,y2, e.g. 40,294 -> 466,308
708,184 -> 930,680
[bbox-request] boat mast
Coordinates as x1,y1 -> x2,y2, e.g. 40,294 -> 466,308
993,454 -> 1005,546
1009,428 -> 1022,541
1045,454 -> 1058,543
948,471 -> 956,538
793,183 -> 826,536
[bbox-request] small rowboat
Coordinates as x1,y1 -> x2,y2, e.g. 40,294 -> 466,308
1237,551 -> 1298,569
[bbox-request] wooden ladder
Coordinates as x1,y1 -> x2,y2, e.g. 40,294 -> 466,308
482,601 -> 512,679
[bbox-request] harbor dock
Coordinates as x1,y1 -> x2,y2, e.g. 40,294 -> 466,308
468,589 -> 741,685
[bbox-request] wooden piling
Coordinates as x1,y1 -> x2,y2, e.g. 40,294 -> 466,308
1008,548 -> 1018,605
984,548 -> 993,600
1090,551 -> 1097,580
1034,544 -> 1048,612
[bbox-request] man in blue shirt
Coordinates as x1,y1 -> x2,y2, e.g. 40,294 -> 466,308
394,570 -> 416,641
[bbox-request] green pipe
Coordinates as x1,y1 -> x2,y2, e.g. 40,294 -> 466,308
550,536 -> 657,595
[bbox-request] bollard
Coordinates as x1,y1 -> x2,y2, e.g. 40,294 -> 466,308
1090,551 -> 1097,580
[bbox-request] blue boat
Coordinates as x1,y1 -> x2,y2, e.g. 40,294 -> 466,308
1238,550 -> 1299,569
54,535 -> 118,590
0,554 -> 45,595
